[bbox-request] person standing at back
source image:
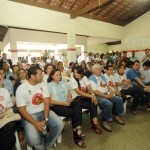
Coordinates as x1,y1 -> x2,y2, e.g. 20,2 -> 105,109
141,49 -> 150,63
0,53 -> 12,69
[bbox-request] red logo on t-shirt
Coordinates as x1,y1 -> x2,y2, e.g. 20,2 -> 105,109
108,81 -> 114,87
100,82 -> 106,88
122,79 -> 126,82
32,93 -> 43,105
0,96 -> 4,101
0,104 -> 4,109
80,87 -> 86,93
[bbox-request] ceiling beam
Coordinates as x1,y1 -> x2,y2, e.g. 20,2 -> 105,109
71,0 -> 109,18
9,0 -> 72,14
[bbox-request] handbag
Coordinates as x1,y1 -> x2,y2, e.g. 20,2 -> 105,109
144,87 -> 150,93
0,108 -> 21,128
121,82 -> 133,90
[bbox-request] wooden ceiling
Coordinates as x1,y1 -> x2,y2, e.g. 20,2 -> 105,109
0,25 -> 8,42
1,0 -> 150,41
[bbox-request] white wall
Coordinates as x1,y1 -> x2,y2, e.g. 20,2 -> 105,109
108,44 -> 122,51
0,42 -> 3,50
76,17 -> 123,39
0,0 -> 124,39
9,28 -> 67,44
2,29 -> 10,51
87,43 -> 109,54
124,11 -> 150,39
122,11 -> 150,50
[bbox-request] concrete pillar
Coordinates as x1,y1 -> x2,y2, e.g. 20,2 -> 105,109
27,50 -> 31,64
81,45 -> 88,62
9,40 -> 18,65
67,19 -> 76,63
54,46 -> 59,60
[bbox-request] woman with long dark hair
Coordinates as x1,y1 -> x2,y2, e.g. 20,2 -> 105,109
47,69 -> 86,148
43,64 -> 54,83
70,66 -> 102,134
14,68 -> 28,96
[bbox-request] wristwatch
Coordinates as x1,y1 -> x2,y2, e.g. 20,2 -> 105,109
44,117 -> 49,122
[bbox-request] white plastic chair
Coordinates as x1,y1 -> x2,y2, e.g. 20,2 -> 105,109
15,131 -> 21,150
124,95 -> 132,114
56,116 -> 67,144
27,144 -> 33,150
123,100 -> 127,114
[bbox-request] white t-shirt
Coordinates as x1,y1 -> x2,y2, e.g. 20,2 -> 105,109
104,74 -> 115,92
95,57 -> 101,62
69,76 -> 90,99
89,75 -> 108,94
114,72 -> 127,91
16,82 -> 49,114
0,88 -> 13,109
140,68 -> 150,84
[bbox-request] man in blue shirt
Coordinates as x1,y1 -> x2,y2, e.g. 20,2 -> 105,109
127,60 -> 150,110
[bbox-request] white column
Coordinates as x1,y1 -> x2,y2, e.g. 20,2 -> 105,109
67,19 -> 76,64
81,37 -> 88,61
54,46 -> 59,60
81,46 -> 88,61
9,40 -> 18,65
27,50 -> 31,64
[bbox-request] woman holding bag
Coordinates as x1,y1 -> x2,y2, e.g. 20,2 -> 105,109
0,75 -> 20,150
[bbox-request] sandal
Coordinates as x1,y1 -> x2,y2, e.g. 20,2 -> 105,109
131,110 -> 139,116
18,131 -> 25,142
73,129 -> 87,148
91,120 -> 103,134
73,127 -> 85,137
74,138 -> 87,148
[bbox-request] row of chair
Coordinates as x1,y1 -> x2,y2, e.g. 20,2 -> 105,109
15,100 -> 129,150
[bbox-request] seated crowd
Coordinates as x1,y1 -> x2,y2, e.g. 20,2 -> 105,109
0,49 -> 150,150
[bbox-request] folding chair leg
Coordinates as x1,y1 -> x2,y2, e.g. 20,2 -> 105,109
27,143 -> 33,150
15,131 -> 21,150
57,134 -> 62,143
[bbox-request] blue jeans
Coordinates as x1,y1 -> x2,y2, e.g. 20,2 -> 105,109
98,96 -> 124,121
23,110 -> 64,150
